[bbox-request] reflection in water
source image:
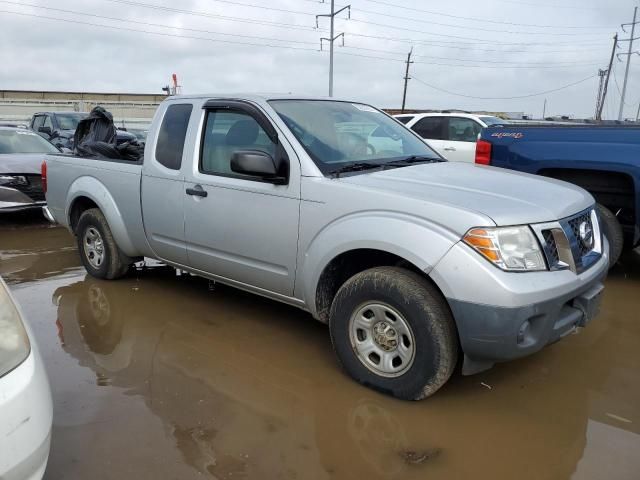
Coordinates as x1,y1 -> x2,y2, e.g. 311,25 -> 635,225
3,223 -> 640,479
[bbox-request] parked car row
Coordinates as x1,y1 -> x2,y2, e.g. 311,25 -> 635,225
30,111 -> 138,150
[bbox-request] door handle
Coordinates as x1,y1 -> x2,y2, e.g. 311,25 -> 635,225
186,185 -> 208,197
443,147 -> 457,152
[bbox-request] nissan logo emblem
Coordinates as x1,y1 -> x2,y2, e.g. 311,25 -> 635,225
579,221 -> 594,249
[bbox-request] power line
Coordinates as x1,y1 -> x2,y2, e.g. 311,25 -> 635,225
357,0 -> 613,29
338,44 -> 601,65
411,73 -> 597,99
100,0 -> 610,46
349,10 -> 612,36
0,9 -> 319,51
341,31 -> 607,51
0,8 -> 604,71
103,0 -> 320,32
0,1 -> 318,45
345,17 -> 608,39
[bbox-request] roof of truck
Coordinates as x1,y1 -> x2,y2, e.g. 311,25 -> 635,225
165,93 -> 358,103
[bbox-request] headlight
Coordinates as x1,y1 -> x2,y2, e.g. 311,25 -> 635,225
0,282 -> 31,378
463,226 -> 546,271
0,175 -> 28,187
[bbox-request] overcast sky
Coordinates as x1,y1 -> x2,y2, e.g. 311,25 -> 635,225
0,0 -> 638,118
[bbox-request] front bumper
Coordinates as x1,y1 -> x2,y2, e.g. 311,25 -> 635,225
0,350 -> 53,480
430,238 -> 609,374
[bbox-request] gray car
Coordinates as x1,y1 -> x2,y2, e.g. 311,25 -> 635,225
0,127 -> 58,213
43,95 -> 609,400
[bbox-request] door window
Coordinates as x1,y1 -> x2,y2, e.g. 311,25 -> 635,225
412,116 -> 446,140
155,103 -> 193,170
446,117 -> 482,142
200,110 -> 276,178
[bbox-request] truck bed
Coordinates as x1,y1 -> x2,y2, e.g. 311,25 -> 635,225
45,153 -> 150,257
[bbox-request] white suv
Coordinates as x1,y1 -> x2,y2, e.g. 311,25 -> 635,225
394,113 -> 505,163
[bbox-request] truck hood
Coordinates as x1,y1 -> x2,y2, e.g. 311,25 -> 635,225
0,153 -> 46,174
340,162 -> 593,226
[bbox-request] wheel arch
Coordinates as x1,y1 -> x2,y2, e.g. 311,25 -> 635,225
298,213 -> 460,323
65,176 -> 139,256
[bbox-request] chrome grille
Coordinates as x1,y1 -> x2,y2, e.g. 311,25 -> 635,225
568,211 -> 594,257
532,208 -> 602,274
542,230 -> 559,266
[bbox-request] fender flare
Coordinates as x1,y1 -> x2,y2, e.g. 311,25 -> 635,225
298,211 -> 460,318
65,176 -> 140,257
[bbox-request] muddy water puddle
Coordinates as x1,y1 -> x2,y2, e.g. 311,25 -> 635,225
1,218 -> 639,479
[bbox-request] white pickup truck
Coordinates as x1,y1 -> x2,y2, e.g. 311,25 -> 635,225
43,95 -> 608,400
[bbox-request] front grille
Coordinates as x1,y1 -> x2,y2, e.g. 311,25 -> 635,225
534,208 -> 601,274
568,211 -> 594,256
542,230 -> 559,266
12,174 -> 45,202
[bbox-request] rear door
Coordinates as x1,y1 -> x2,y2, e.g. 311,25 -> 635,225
140,103 -> 193,265
183,100 -> 301,296
410,116 -> 447,155
440,117 -> 483,163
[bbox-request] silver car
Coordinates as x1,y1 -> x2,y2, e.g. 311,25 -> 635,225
0,127 -> 58,213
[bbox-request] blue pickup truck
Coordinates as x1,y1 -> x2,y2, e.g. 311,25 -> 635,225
475,125 -> 640,266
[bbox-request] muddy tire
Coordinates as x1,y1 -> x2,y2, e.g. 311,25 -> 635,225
76,208 -> 130,280
597,204 -> 623,267
329,266 -> 458,401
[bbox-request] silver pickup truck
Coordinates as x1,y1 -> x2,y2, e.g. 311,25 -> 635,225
43,94 -> 609,400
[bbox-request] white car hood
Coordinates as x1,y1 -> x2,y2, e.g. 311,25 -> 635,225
340,162 -> 593,226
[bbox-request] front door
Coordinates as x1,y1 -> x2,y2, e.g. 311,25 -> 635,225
183,103 -> 300,296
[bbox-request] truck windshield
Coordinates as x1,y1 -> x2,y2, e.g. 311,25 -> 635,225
269,100 -> 441,175
56,113 -> 87,130
0,129 -> 59,154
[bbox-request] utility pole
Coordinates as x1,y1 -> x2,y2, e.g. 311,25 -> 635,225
595,69 -> 607,119
596,33 -> 618,121
401,48 -> 414,113
542,98 -> 547,119
618,7 -> 639,121
636,102 -> 640,121
317,0 -> 351,97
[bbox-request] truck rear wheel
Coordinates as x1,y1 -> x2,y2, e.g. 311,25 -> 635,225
597,204 -> 623,267
329,266 -> 458,400
76,208 -> 131,280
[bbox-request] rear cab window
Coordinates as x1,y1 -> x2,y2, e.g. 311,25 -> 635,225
155,103 -> 193,170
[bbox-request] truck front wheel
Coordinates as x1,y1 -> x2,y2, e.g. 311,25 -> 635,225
329,266 -> 458,400
597,204 -> 623,267
76,208 -> 131,280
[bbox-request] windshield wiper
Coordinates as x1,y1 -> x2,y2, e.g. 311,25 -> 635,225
328,162 -> 384,178
381,155 -> 442,169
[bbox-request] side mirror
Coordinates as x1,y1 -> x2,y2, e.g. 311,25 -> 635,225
38,126 -> 52,136
231,150 -> 286,184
